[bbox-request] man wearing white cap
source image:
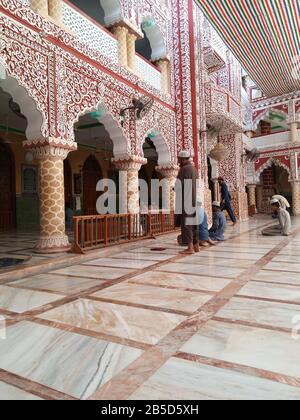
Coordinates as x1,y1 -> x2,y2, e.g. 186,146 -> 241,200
176,150 -> 199,254
262,198 -> 292,236
209,201 -> 227,241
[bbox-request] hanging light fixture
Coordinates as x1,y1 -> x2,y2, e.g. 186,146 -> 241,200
208,121 -> 229,162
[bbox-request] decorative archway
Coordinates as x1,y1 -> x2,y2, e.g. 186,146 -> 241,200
72,102 -> 130,158
255,157 -> 291,183
253,108 -> 288,131
141,129 -> 172,166
0,62 -> 46,140
0,143 -> 16,230
82,155 -> 103,215
140,16 -> 167,61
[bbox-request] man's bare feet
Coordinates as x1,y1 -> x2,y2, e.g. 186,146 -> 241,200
194,244 -> 200,253
208,239 -> 217,246
199,241 -> 210,247
180,244 -> 194,255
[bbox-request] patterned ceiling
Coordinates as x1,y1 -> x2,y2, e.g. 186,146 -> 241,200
197,0 -> 300,97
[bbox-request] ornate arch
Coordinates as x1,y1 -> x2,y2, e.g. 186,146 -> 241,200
99,0 -> 123,26
253,107 -> 288,130
255,157 -> 291,183
0,35 -> 48,140
140,126 -> 171,166
140,16 -> 167,61
71,98 -> 130,158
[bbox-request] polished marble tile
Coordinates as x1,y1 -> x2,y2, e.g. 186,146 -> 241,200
158,263 -> 244,279
0,285 -> 62,313
217,297 -> 299,329
264,261 -> 300,273
11,274 -> 106,295
217,243 -> 274,250
252,270 -> 300,286
52,265 -> 133,280
83,258 -> 158,270
129,358 -> 300,400
238,281 -> 300,303
91,282 -> 212,313
0,382 -> 43,401
273,255 -> 300,263
131,247 -> 179,255
39,299 -> 185,345
278,248 -> 300,257
196,250 -> 264,261
181,320 -> 300,378
181,255 -> 253,269
111,252 -> 173,262
131,271 -> 231,292
0,321 -> 142,399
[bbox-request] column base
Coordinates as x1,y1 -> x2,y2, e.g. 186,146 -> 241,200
35,234 -> 71,254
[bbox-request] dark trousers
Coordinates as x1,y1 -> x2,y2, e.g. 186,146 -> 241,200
181,215 -> 199,245
221,201 -> 236,223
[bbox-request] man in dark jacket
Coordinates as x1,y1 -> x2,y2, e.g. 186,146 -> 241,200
218,177 -> 237,225
176,151 -> 199,254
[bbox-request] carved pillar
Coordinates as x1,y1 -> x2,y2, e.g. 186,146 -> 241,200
290,122 -> 299,144
30,0 -> 48,16
247,184 -> 257,208
256,184 -> 263,213
212,179 -> 220,202
48,0 -> 62,25
291,180 -> 300,215
127,32 -> 137,72
156,165 -> 179,211
113,156 -> 147,214
24,138 -> 77,253
155,58 -> 171,94
112,26 -> 129,68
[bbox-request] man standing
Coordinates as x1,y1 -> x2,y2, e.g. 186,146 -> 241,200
176,151 -> 199,254
218,177 -> 237,225
209,201 -> 227,241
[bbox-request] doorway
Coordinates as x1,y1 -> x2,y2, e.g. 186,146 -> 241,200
0,143 -> 16,230
82,155 -> 103,215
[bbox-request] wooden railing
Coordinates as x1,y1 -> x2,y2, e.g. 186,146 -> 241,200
73,212 -> 176,253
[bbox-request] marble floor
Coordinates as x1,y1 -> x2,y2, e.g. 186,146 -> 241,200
0,216 -> 300,400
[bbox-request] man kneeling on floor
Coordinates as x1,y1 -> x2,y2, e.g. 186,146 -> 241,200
209,201 -> 227,242
262,198 -> 292,237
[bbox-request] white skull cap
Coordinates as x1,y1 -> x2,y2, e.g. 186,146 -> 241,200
178,150 -> 191,158
212,201 -> 221,207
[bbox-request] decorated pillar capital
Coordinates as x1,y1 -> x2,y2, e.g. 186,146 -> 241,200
244,130 -> 256,139
156,164 -> 179,179
112,155 -> 147,172
23,137 -> 77,160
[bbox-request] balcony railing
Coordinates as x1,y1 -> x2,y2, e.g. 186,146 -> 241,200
20,1 -> 162,91
62,1 -> 119,64
73,212 -> 176,253
205,83 -> 243,132
203,22 -> 227,73
136,55 -> 162,91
